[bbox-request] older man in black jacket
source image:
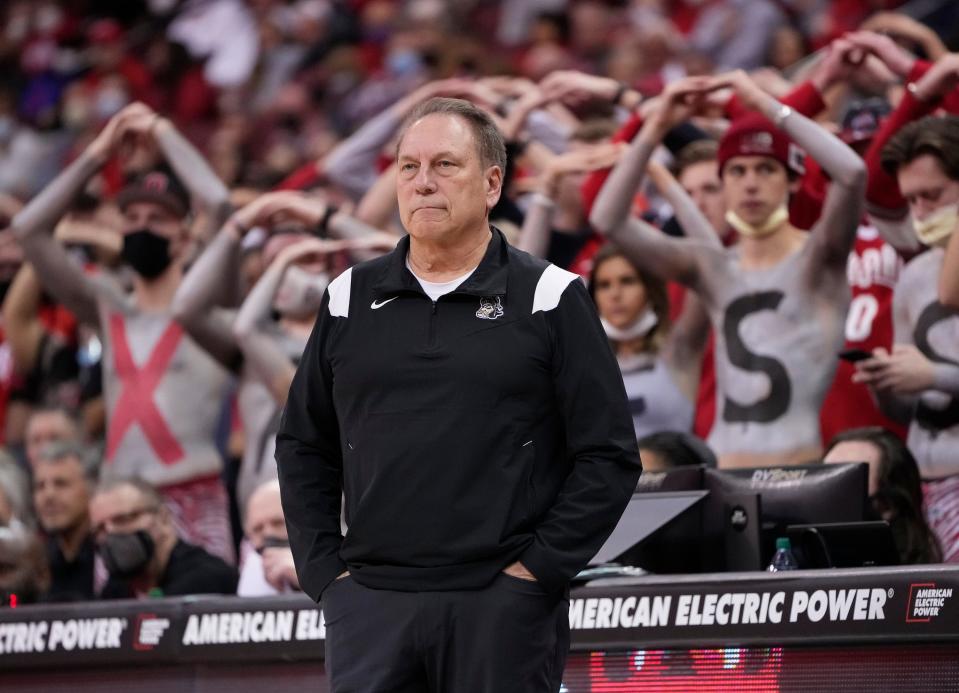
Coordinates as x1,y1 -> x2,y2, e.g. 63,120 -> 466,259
276,97 -> 641,693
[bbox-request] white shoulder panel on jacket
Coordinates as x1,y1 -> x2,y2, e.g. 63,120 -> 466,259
532,264 -> 578,314
327,267 -> 353,318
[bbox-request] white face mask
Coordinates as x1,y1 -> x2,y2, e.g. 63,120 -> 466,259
725,203 -> 789,238
913,203 -> 959,248
94,86 -> 128,121
274,266 -> 329,318
601,307 -> 658,342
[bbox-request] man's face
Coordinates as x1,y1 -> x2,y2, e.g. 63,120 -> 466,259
721,155 -> 790,227
396,113 -> 502,243
896,154 -> 959,223
244,487 -> 287,552
26,412 -> 77,467
33,457 -> 90,534
89,485 -> 163,548
678,160 -> 727,234
122,201 -> 187,256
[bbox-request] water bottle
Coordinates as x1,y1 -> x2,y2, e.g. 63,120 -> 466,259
767,537 -> 799,572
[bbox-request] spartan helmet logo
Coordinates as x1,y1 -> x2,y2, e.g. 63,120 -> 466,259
475,296 -> 504,320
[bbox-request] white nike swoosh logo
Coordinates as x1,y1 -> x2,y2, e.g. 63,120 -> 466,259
370,297 -> 398,310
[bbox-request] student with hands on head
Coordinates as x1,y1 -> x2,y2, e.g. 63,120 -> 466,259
11,101 -> 236,563
853,114 -> 959,561
590,70 -> 866,469
173,188 -> 394,517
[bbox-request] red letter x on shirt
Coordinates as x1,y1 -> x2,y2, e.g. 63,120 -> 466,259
105,314 -> 186,466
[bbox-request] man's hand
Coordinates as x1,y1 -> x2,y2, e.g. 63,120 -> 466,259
859,12 -> 948,61
87,102 -> 154,162
502,561 -> 537,582
53,207 -> 123,255
853,345 -> 936,394
845,31 -> 917,80
271,236 -> 346,268
911,52 -> 959,103
499,84 -> 553,140
538,142 -> 624,196
708,70 -> 772,115
413,78 -> 499,108
539,70 -> 623,107
229,190 -> 327,237
479,76 -> 537,99
645,76 -> 720,136
114,103 -> 164,142
262,547 -> 300,591
810,37 -> 868,92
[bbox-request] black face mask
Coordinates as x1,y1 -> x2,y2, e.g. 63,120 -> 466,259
121,228 -> 173,279
99,530 -> 155,579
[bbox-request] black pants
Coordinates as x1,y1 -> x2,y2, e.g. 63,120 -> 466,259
322,573 -> 570,693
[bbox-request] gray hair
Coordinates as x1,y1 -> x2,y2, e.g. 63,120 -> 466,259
93,476 -> 164,510
397,97 -> 507,175
35,441 -> 100,485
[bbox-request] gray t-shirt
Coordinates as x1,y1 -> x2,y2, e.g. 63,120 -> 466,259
95,280 -> 231,487
698,242 -> 849,457
620,353 -> 694,439
895,248 -> 959,479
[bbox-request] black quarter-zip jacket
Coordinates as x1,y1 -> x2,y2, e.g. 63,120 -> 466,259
275,229 -> 641,599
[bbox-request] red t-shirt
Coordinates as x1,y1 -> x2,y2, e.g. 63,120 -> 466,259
819,223 -> 909,442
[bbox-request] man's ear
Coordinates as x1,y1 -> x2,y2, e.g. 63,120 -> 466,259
485,165 -> 503,211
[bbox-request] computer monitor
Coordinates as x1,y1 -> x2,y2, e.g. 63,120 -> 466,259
786,521 -> 899,569
589,491 -> 708,566
634,465 -> 705,493
703,463 -> 869,570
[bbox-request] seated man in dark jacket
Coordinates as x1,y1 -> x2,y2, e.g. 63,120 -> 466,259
90,477 -> 237,599
33,442 -> 98,602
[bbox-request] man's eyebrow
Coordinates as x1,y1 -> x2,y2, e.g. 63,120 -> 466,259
397,151 -> 463,162
905,185 -> 943,196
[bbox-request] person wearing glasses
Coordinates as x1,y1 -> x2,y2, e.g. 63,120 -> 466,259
89,477 -> 237,599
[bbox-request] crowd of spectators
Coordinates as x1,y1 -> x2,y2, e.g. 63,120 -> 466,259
1,0 -> 959,605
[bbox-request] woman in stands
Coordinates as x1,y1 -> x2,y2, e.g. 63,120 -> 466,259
588,244 -> 708,439
824,427 -> 943,565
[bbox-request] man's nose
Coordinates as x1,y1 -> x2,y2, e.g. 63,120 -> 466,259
742,171 -> 760,189
913,202 -> 933,222
414,165 -> 437,194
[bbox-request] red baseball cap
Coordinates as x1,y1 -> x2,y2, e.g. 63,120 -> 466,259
718,113 -> 805,177
117,168 -> 190,218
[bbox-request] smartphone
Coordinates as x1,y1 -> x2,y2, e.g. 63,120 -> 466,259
838,348 -> 872,363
